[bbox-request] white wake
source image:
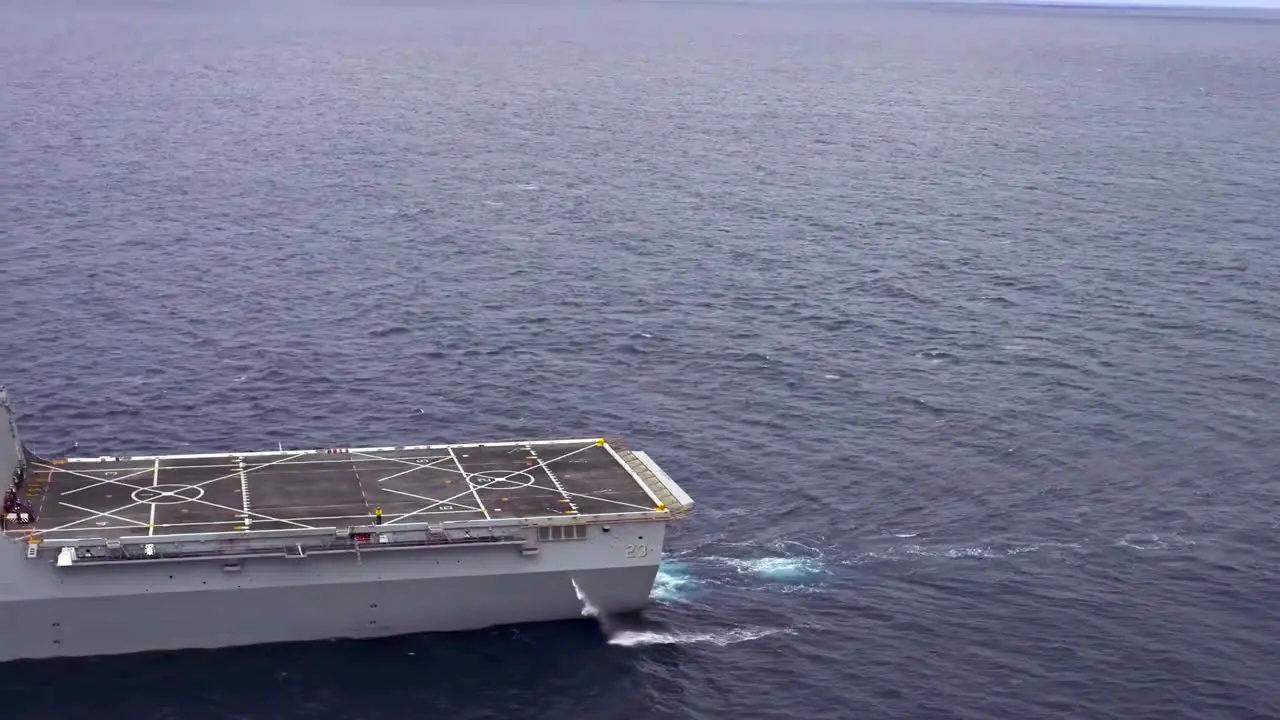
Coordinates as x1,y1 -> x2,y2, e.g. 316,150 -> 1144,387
607,627 -> 794,647
571,577 -> 791,648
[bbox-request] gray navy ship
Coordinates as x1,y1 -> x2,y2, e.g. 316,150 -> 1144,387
0,384 -> 694,663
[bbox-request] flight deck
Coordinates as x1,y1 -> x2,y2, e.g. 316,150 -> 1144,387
10,440 -> 664,542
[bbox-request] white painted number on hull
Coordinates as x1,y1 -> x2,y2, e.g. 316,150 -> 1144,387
625,544 -> 650,559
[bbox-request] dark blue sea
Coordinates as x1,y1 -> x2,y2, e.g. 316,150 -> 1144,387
2,0 -> 1279,717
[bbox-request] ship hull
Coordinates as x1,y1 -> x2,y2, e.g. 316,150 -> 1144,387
0,565 -> 658,662
0,523 -> 666,663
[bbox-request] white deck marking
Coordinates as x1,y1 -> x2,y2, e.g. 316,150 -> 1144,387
56,466 -> 154,474
32,442 -> 658,538
237,457 -> 251,530
527,447 -> 579,513
34,525 -> 179,535
377,486 -> 481,512
488,442 -> 652,508
56,501 -> 150,529
522,441 -> 658,509
349,450 -> 465,476
33,453 -> 313,536
382,464 -> 520,527
381,484 -> 494,526
29,463 -> 158,535
229,452 -> 310,484
39,464 -> 152,496
523,481 -> 655,511
380,442 -> 654,524
43,455 -> 448,473
371,460 -> 453,486
381,472 -> 655,526
485,442 -> 600,483
359,455 -> 482,511
30,506 -> 494,539
162,451 -> 312,531
187,495 -> 316,530
450,446 -> 491,521
50,442 -> 605,489
60,438 -> 606,464
148,459 -> 159,536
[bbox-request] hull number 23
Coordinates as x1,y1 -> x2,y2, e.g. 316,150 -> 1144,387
625,544 -> 650,559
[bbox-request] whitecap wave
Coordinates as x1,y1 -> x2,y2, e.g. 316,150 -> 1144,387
1118,533 -> 1196,551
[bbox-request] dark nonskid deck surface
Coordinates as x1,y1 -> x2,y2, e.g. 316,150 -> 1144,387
18,442 -> 660,541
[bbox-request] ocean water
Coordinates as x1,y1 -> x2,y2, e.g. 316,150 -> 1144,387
2,0 -> 1279,717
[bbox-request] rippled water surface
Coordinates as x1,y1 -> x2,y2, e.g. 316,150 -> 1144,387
2,0 -> 1279,718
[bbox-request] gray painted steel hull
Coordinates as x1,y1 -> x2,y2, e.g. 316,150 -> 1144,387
1,522 -> 666,662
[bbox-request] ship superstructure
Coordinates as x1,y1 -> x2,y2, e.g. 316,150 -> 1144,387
0,385 -> 693,662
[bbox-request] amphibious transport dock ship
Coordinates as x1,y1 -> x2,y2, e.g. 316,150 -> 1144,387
0,385 -> 693,663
